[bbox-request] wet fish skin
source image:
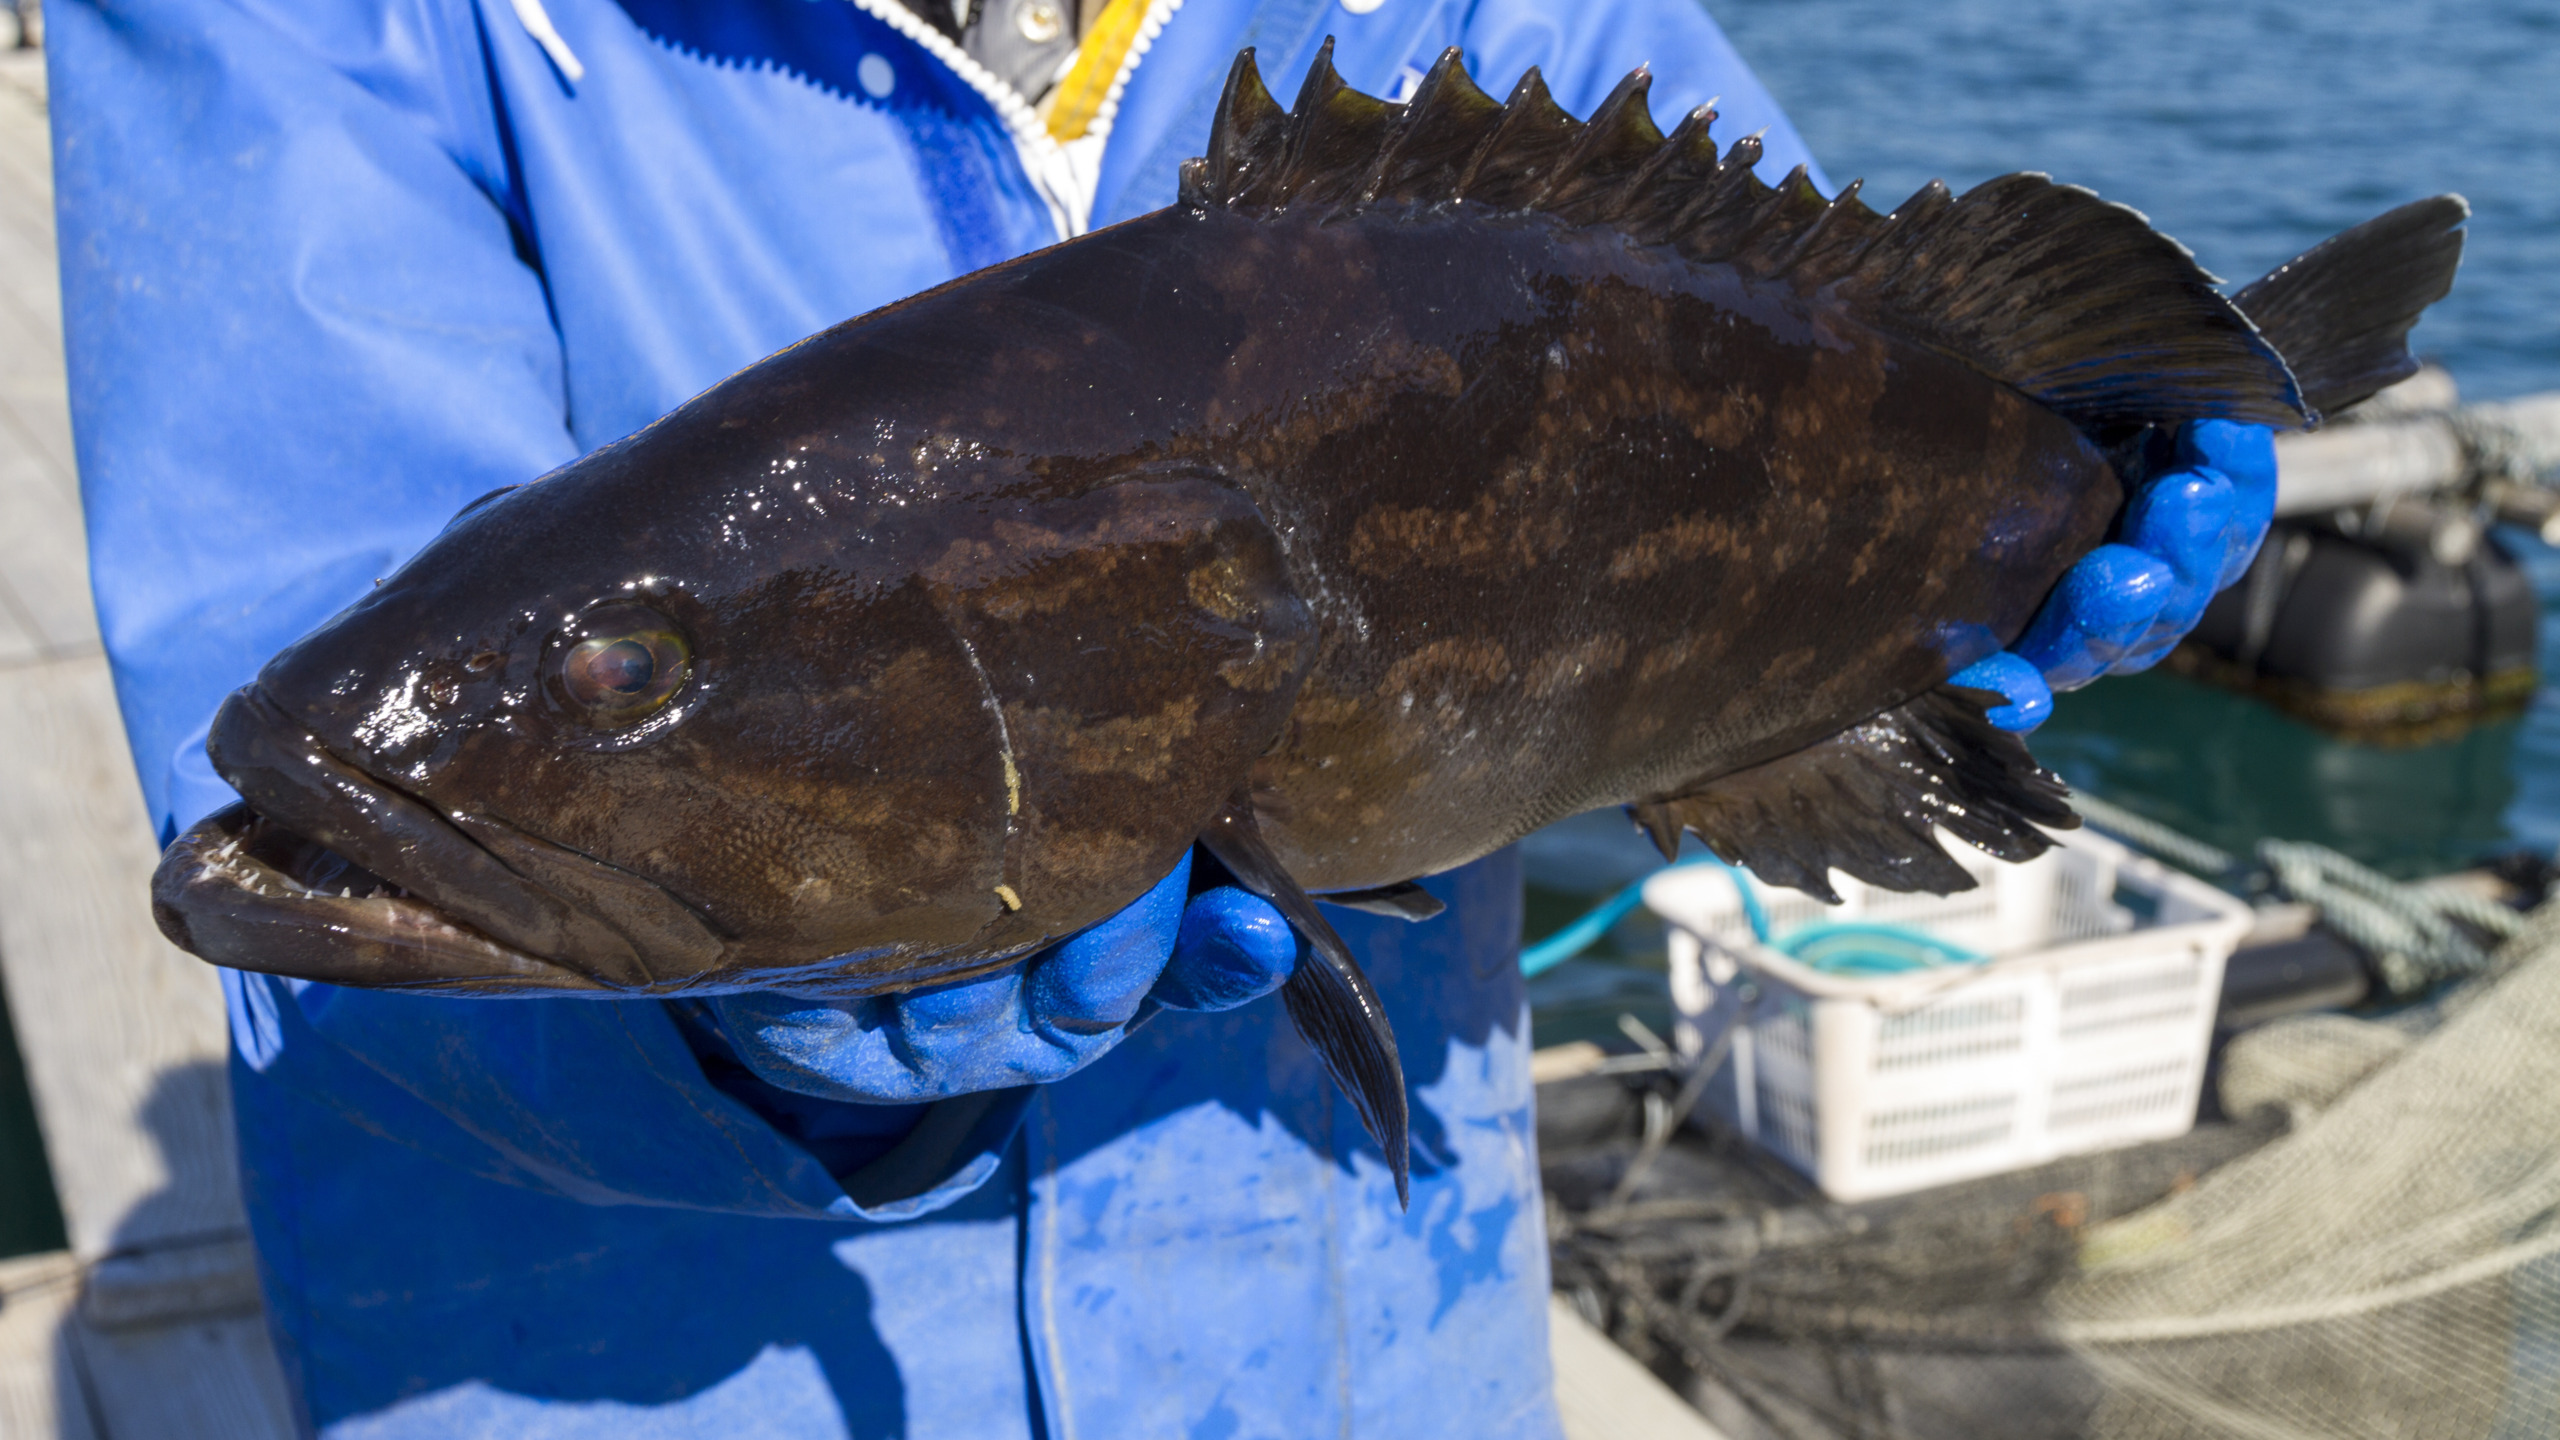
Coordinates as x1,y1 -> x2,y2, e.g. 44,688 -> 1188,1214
149,44 -> 2467,1199
203,402 -> 1318,993
1184,203 -> 2120,888
195,173 -> 2104,992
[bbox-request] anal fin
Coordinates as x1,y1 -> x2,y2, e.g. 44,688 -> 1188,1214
1631,686 -> 2078,905
1199,793 -> 1412,1207
1316,880 -> 1446,923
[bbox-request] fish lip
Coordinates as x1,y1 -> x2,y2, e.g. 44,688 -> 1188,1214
151,802 -> 603,992
169,685 -> 694,992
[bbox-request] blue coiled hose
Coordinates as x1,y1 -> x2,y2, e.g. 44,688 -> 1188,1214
1518,856 -> 1985,978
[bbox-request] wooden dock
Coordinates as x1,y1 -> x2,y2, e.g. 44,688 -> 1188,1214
0,45 -> 300,1440
0,43 -> 1725,1440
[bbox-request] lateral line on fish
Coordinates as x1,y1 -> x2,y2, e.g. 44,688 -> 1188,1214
947,629 -> 1023,822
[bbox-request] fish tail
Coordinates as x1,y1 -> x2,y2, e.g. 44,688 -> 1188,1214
2232,197 -> 2469,424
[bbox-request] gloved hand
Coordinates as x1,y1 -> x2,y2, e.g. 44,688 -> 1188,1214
705,851 -> 1299,1103
1952,419 -> 2278,731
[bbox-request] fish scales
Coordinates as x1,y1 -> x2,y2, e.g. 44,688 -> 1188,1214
150,43 -> 2470,1200
1137,207 -> 2117,888
597,194 -> 2107,905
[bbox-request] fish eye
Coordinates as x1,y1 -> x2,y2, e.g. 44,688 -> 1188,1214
553,607 -> 691,726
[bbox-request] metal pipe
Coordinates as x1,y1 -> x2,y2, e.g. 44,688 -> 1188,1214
2272,381 -> 2560,517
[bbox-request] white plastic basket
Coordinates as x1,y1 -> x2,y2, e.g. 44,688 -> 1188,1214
1645,828 -> 2253,1202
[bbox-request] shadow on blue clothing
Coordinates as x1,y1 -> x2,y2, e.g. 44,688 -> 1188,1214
96,1060 -> 918,1437
1046,855 -> 1532,1192
238,857 -> 1525,1434
333,1201 -> 916,1439
242,1057 -> 949,1436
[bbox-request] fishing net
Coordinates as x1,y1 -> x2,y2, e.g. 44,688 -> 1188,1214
2050,902 -> 2560,1439
1543,898 -> 2560,1439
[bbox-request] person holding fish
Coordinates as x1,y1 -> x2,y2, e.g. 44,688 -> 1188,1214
41,0 -> 2384,1432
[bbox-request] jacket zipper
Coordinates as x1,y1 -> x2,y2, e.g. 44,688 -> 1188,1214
842,0 -> 1184,242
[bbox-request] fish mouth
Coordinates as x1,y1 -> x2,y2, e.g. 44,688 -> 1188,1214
150,687 -> 725,994
152,802 -> 593,991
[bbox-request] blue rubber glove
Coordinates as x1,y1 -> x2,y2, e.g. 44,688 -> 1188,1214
1952,419 -> 2278,730
704,852 -> 1299,1103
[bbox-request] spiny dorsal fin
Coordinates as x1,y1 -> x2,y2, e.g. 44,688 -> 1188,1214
1358,49 -> 1505,203
1614,105 -> 1729,244
1187,47 -> 1291,210
1533,68 -> 1665,221
1181,46 -> 2308,434
1279,39 -> 1401,212
1455,67 -> 1581,210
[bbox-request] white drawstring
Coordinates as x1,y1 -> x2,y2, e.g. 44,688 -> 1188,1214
510,0 -> 588,83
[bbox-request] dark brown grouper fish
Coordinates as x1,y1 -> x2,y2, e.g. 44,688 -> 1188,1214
153,44 -> 2465,1200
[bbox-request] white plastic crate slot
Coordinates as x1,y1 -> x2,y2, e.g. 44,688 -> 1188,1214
1755,1075 -> 1818,1164
1756,1007 -> 1813,1070
1873,995 -> 2027,1071
1864,889 -> 1999,927
2052,868 -> 2138,943
1862,1094 -> 2017,1167
2047,1058 -> 2192,1131
2057,958 -> 2207,1038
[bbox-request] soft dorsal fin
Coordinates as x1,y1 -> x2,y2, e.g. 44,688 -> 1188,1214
1178,44 -> 2308,434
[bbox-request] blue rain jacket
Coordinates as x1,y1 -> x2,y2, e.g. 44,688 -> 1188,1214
50,0 -> 1820,1434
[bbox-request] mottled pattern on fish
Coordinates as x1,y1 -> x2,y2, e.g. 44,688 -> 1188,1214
152,42 -> 2467,1199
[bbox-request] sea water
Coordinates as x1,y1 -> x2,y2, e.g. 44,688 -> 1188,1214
1716,0 -> 2560,871
1522,0 -> 2560,1036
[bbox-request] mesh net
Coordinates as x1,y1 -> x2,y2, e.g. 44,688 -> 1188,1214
1543,901 -> 2560,1439
2210,1011 -> 2412,1119
2051,905 -> 2560,1439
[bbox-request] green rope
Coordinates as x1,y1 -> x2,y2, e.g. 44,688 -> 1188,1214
2070,791 -> 2513,998
2070,792 -> 2240,878
2259,839 -> 2503,995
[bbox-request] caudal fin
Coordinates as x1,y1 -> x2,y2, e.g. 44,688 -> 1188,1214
2233,197 -> 2468,422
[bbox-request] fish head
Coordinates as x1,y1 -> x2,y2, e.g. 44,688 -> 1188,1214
152,424 -> 1315,997
152,430 -> 1060,996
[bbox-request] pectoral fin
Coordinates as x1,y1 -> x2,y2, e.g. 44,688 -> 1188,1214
1631,685 -> 2078,904
1317,881 -> 1447,922
1199,792 -> 1411,1207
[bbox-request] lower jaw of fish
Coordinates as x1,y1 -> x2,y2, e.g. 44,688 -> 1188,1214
151,802 -> 607,992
